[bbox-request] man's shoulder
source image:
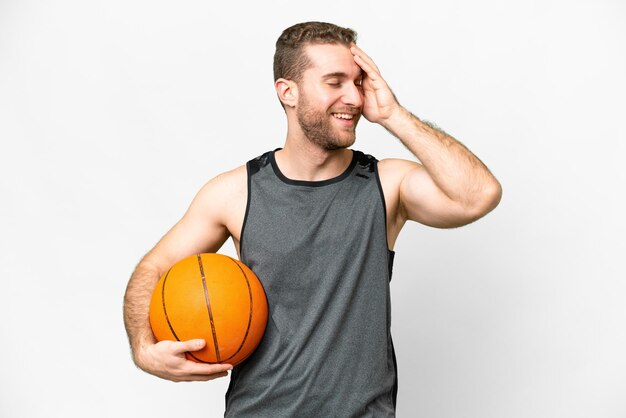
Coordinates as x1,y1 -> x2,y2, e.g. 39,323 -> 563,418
194,163 -> 247,205
206,149 -> 277,193
352,150 -> 416,170
188,163 -> 248,231
377,157 -> 421,180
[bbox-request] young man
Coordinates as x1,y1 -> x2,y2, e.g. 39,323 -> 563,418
124,22 -> 501,417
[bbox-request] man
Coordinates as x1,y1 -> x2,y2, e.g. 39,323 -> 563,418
124,21 -> 501,417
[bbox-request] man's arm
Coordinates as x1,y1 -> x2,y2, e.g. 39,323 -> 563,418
123,166 -> 247,381
379,110 -> 502,228
351,45 -> 502,235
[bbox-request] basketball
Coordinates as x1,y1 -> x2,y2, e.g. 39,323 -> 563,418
149,253 -> 268,366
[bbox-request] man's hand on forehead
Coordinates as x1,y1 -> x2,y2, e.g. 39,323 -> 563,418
349,44 -> 400,125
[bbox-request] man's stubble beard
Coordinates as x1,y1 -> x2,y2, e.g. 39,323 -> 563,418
296,92 -> 358,151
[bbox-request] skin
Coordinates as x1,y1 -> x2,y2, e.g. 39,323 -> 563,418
123,41 -> 502,382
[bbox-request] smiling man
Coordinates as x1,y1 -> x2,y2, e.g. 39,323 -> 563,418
124,22 -> 502,417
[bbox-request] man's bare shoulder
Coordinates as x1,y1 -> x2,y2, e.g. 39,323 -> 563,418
210,164 -> 247,193
377,158 -> 421,185
196,164 -> 247,201
186,164 -> 248,243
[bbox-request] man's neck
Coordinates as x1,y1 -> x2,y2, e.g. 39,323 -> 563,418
275,140 -> 353,182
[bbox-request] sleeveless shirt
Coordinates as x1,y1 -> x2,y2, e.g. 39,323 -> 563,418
224,149 -> 397,417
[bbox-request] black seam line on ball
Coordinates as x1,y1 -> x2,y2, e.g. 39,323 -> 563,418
221,256 -> 254,362
161,269 -> 182,342
198,254 -> 221,363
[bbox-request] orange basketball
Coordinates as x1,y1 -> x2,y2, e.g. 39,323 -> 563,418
149,253 -> 268,366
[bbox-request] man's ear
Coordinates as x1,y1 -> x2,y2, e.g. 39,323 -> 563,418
275,78 -> 298,108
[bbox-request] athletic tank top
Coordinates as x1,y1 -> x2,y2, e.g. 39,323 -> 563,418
224,149 -> 397,417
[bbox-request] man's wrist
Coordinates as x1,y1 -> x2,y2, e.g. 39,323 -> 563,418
131,334 -> 156,366
380,105 -> 413,136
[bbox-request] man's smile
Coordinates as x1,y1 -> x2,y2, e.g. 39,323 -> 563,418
332,113 -> 354,120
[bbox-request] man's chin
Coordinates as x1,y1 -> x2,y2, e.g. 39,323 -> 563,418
301,124 -> 357,151
330,134 -> 356,151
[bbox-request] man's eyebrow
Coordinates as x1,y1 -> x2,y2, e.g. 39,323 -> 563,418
321,72 -> 349,80
321,71 -> 363,80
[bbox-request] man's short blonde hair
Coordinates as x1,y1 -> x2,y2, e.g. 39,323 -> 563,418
273,21 -> 358,83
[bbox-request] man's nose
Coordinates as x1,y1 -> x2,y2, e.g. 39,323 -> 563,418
341,83 -> 363,108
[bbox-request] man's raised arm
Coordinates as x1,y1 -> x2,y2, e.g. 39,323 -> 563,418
351,44 -> 502,231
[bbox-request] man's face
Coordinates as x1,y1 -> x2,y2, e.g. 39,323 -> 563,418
295,43 -> 364,151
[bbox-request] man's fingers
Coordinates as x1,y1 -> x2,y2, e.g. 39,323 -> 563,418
145,340 -> 234,382
185,362 -> 233,375
352,51 -> 382,85
350,45 -> 381,74
190,370 -> 231,380
164,339 -> 234,373
171,338 -> 206,354
174,371 -> 230,382
353,45 -> 380,72
168,358 -> 233,381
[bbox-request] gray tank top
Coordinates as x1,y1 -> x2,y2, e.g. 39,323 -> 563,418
225,149 -> 397,417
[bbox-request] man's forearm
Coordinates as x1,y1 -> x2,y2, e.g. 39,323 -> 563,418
382,106 -> 501,209
123,260 -> 161,362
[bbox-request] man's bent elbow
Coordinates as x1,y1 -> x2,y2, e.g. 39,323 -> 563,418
468,180 -> 503,220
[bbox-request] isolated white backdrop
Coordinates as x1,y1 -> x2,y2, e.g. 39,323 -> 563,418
1,1 -> 624,417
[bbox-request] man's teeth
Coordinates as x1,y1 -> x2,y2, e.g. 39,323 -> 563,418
333,113 -> 354,120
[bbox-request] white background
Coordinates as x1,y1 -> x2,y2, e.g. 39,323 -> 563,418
1,1 -> 625,417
